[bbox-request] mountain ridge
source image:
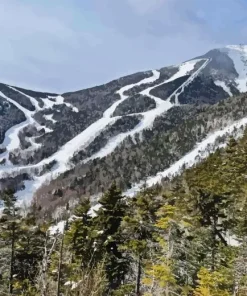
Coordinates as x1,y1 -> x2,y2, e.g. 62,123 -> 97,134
0,45 -> 247,207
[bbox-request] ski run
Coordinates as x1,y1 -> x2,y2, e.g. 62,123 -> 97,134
0,55 -> 246,203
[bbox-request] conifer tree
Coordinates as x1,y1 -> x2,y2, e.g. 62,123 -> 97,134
121,187 -> 161,295
0,189 -> 21,295
13,212 -> 46,295
65,198 -> 93,269
93,182 -> 128,292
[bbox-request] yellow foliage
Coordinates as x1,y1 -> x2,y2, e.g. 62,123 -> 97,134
193,267 -> 230,296
143,263 -> 176,289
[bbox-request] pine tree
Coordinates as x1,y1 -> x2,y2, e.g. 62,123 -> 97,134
13,212 -> 46,295
121,187 -> 161,295
65,198 -> 94,269
93,182 -> 128,293
194,190 -> 233,271
0,189 -> 22,295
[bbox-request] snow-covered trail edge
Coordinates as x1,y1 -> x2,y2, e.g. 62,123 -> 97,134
125,116 -> 247,196
0,71 -> 162,201
85,59 -> 209,161
0,58 -> 209,202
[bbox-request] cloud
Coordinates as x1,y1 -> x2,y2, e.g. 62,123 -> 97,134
0,0 -> 246,92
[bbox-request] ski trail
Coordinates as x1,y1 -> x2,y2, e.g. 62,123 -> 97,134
8,86 -> 41,111
0,71 -> 161,201
171,58 -> 210,104
0,91 -> 34,158
103,70 -> 160,118
125,116 -> 247,197
0,59 -> 209,201
0,91 -> 50,162
86,59 -> 209,161
0,91 -> 33,118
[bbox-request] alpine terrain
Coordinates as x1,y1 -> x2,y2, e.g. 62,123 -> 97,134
2,45 -> 247,295
1,45 -> 247,209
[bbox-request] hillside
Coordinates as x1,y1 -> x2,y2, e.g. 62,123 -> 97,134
0,45 -> 247,208
1,125 -> 247,295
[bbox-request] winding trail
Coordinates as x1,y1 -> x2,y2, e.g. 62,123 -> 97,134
86,59 -> 210,161
0,71 -> 163,201
0,58 -> 211,202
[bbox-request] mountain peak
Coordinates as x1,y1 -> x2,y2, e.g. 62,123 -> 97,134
225,44 -> 247,52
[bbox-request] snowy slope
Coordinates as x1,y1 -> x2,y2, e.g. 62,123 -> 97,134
0,59 -> 207,202
223,45 -> 247,92
1,45 -> 247,204
126,116 -> 247,196
214,80 -> 232,97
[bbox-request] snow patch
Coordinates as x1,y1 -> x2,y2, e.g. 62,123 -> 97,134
44,95 -> 79,112
214,80 -> 232,97
224,45 -> 247,92
88,204 -> 102,217
49,220 -> 66,235
44,114 -> 57,124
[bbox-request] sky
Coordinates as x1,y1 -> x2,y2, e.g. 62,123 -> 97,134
0,0 -> 247,93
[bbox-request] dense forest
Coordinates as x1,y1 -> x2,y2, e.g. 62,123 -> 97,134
2,128 -> 247,295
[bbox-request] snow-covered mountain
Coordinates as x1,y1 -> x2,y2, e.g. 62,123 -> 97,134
1,45 -> 247,209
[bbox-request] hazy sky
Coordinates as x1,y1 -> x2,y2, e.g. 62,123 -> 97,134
0,0 -> 247,93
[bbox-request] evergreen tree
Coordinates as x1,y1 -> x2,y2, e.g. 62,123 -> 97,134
0,189 -> 21,295
121,187 -> 161,295
65,198 -> 93,269
93,182 -> 128,293
13,212 -> 46,295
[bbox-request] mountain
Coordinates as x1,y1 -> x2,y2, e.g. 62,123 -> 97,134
1,45 -> 247,210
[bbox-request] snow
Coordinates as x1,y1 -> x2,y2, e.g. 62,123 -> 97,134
8,86 -> 41,111
0,91 -> 33,118
85,59 -> 209,161
0,71 -> 163,201
28,136 -> 42,150
0,90 -> 50,164
64,280 -> 82,290
42,98 -> 55,109
0,91 -> 34,162
103,70 -> 160,118
225,233 -> 241,247
224,45 -> 247,92
214,80 -> 232,97
44,114 -> 57,124
0,59 -> 209,202
88,204 -> 102,217
0,119 -> 29,151
48,215 -> 80,235
44,95 -> 79,112
125,116 -> 247,197
49,220 -> 66,235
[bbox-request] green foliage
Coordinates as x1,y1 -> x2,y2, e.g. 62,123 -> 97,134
4,131 -> 247,294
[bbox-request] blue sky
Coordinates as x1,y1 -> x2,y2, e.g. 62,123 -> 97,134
0,0 -> 247,93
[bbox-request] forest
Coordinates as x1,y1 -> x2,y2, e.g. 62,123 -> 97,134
2,129 -> 247,295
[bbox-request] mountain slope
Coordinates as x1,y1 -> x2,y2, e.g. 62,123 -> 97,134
1,45 -> 247,205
